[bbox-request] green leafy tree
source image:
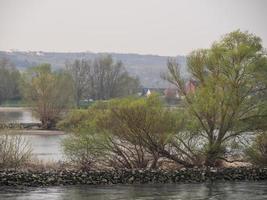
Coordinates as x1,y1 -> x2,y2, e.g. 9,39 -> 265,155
0,58 -> 21,104
165,30 -> 267,166
21,64 -> 74,129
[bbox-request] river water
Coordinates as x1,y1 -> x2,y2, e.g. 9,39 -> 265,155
0,107 -> 65,162
0,107 -> 39,123
0,181 -> 267,200
23,134 -> 65,161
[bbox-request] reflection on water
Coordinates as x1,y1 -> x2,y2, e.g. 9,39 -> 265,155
0,108 -> 39,123
0,181 -> 266,200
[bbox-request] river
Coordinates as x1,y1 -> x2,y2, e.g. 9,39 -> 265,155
0,107 -> 39,123
0,181 -> 267,200
0,107 -> 65,162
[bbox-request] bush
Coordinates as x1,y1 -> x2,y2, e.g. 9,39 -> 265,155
59,102 -> 110,170
62,129 -> 107,170
60,95 -> 198,169
96,95 -> 189,168
246,132 -> 267,166
0,133 -> 32,169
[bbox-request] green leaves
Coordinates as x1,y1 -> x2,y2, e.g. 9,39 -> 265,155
0,59 -> 21,103
21,64 -> 74,129
166,30 -> 267,166
246,132 -> 267,166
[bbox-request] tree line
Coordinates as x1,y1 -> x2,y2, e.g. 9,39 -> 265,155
0,55 -> 140,129
0,58 -> 21,104
66,55 -> 140,106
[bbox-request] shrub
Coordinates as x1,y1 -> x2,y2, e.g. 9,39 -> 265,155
96,95 -> 195,168
246,132 -> 267,166
60,95 -> 199,169
62,129 -> 107,170
0,133 -> 32,169
59,102 -> 110,170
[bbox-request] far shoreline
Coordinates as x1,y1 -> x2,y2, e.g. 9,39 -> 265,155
12,130 -> 65,135
1,129 -> 65,136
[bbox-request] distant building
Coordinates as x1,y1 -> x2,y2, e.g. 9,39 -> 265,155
185,79 -> 197,94
140,88 -> 165,97
164,87 -> 180,104
140,80 -> 197,102
141,88 -> 152,97
164,87 -> 179,99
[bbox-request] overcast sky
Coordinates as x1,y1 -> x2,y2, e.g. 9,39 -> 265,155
0,0 -> 266,56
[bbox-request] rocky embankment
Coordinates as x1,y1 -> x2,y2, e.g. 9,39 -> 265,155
0,168 -> 267,187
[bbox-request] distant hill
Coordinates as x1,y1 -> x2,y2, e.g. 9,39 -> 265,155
0,50 -> 188,88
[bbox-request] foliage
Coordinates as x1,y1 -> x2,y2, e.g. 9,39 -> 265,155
66,55 -> 141,104
0,99 -> 25,107
0,58 -> 21,104
60,95 -> 189,169
59,102 -> 109,169
62,129 -> 107,170
21,64 -> 74,129
246,132 -> 267,166
165,30 -> 267,166
60,30 -> 267,168
66,59 -> 91,106
95,95 -> 176,169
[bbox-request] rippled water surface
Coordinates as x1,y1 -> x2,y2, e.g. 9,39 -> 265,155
0,181 -> 267,200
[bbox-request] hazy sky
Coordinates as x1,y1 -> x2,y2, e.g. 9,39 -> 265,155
0,0 -> 266,56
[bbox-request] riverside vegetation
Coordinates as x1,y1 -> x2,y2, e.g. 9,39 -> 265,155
59,30 -> 267,170
0,31 -> 267,185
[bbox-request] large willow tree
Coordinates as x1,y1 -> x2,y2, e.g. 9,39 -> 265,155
22,64 -> 74,129
166,30 -> 267,166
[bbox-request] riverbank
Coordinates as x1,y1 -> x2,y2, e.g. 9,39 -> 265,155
1,168 -> 267,187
